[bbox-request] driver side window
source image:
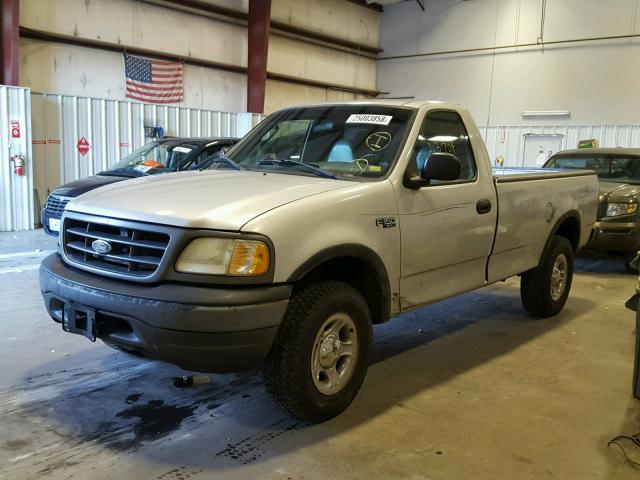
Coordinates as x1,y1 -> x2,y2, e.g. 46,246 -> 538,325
412,110 -> 477,183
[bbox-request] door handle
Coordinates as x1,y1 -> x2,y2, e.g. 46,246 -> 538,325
476,199 -> 492,214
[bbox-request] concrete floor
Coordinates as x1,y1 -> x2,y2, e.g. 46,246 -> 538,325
1,230 -> 640,479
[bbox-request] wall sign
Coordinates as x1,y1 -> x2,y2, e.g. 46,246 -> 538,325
10,120 -> 20,139
77,137 -> 90,156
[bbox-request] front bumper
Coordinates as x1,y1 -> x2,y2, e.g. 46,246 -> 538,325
40,253 -> 291,373
588,220 -> 640,254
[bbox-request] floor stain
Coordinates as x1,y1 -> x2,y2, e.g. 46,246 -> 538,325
214,419 -> 307,464
125,393 -> 142,404
157,465 -> 204,479
115,400 -> 198,448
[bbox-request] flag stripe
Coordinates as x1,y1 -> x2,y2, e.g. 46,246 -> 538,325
126,94 -> 183,104
152,66 -> 182,71
126,80 -> 183,91
126,87 -> 183,99
152,73 -> 183,79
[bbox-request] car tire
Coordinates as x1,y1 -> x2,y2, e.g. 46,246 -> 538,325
521,236 -> 574,318
263,280 -> 372,423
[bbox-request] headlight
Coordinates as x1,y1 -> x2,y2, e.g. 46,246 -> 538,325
175,238 -> 269,276
606,202 -> 638,217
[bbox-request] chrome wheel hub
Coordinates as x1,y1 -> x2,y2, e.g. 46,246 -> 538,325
550,253 -> 568,301
311,312 -> 359,396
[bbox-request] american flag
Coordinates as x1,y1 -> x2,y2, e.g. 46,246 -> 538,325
123,53 -> 183,104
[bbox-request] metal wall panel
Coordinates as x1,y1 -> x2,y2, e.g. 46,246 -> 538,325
0,86 -> 33,232
30,93 -> 264,214
482,124 -> 640,167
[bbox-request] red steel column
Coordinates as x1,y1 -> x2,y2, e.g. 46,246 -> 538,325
0,0 -> 19,86
247,0 -> 271,113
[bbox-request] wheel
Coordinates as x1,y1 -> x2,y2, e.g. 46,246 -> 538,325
262,281 -> 372,423
521,236 -> 574,317
624,252 -> 639,274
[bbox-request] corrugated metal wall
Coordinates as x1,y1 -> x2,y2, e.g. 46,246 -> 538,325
30,93 -> 265,220
483,125 -> 640,167
0,87 -> 33,232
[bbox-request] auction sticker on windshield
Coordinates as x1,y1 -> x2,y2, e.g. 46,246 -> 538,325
133,165 -> 153,173
173,146 -> 192,153
346,114 -> 393,125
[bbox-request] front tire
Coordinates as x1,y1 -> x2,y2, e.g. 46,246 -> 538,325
263,281 -> 372,423
521,236 -> 574,317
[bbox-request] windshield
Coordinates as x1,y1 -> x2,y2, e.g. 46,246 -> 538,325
546,155 -> 640,184
110,141 -> 201,174
224,105 -> 415,180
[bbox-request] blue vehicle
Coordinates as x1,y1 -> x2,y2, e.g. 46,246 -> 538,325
42,137 -> 238,236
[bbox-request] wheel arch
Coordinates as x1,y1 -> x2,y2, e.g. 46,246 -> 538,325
287,244 -> 391,324
541,210 -> 581,261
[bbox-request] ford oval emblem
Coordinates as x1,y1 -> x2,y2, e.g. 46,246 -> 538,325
91,239 -> 112,254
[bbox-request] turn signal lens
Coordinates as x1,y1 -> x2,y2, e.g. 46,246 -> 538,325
228,240 -> 270,276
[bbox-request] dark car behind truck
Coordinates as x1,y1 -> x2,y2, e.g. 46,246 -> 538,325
544,148 -> 640,271
42,137 -> 238,236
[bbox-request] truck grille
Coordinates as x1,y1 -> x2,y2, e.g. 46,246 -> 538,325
45,194 -> 71,218
63,218 -> 170,277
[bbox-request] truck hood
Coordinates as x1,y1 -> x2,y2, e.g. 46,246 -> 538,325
53,174 -> 126,197
66,170 -> 351,231
599,181 -> 640,202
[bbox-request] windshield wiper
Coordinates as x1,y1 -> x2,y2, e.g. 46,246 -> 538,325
99,168 -> 145,178
258,159 -> 337,179
205,154 -> 244,171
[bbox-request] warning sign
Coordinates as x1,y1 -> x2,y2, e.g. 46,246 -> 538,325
10,120 -> 20,139
77,137 -> 90,156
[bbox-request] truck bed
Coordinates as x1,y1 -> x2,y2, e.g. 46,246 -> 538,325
493,167 -> 595,183
487,166 -> 599,284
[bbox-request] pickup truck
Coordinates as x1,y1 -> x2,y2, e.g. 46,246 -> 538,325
40,101 -> 598,422
544,148 -> 640,271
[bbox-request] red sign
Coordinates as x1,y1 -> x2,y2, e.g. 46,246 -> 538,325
77,137 -> 90,156
10,120 -> 20,139
47,139 -> 60,144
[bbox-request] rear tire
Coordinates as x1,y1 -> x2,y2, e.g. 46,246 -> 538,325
521,236 -> 573,317
263,281 -> 372,423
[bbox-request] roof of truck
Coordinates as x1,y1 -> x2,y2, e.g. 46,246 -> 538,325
553,148 -> 640,157
278,99 -> 463,110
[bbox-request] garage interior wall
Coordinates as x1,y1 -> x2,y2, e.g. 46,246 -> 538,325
19,0 -> 380,113
377,0 -> 640,127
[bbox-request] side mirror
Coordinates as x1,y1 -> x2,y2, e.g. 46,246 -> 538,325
421,152 -> 461,181
404,152 -> 462,189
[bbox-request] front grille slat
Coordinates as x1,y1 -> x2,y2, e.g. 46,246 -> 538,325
63,217 -> 169,278
66,241 -> 162,266
45,194 -> 71,217
65,227 -> 167,250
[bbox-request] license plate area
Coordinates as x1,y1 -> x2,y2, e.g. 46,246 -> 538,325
49,218 -> 61,232
63,303 -> 97,342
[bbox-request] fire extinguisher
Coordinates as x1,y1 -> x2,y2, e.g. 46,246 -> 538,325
11,154 -> 25,176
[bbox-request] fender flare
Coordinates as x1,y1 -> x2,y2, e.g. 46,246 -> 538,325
539,209 -> 582,262
287,244 -> 391,323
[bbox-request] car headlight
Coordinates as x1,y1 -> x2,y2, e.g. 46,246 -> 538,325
606,202 -> 638,217
175,238 -> 270,276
